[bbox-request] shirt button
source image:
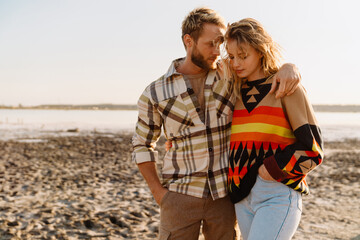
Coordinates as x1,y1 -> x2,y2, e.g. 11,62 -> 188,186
209,147 -> 213,152
187,88 -> 191,92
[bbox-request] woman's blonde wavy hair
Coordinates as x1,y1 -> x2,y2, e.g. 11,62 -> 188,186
223,18 -> 283,99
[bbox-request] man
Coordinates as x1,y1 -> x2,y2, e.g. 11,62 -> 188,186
132,7 -> 300,240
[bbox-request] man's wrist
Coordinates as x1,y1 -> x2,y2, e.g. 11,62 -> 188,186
151,184 -> 166,195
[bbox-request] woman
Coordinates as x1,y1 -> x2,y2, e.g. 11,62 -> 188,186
225,18 -> 323,239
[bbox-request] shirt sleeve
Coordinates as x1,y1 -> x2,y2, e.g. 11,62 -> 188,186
263,85 -> 324,185
131,86 -> 163,164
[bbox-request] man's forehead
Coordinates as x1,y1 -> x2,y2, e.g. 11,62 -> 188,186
203,23 -> 224,34
199,24 -> 225,41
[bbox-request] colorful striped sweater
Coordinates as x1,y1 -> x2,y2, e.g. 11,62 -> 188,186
228,77 -> 324,204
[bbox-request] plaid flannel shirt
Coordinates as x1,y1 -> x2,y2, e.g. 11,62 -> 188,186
132,58 -> 235,199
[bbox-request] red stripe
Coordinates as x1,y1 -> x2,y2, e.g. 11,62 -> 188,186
228,166 -> 248,182
232,106 -> 286,118
305,150 -> 319,157
230,141 -> 290,152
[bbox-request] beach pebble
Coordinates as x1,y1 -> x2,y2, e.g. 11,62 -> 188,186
0,135 -> 358,239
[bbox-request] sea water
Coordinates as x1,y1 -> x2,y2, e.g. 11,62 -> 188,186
0,109 -> 359,141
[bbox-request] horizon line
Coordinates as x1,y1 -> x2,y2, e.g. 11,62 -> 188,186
1,103 -> 360,112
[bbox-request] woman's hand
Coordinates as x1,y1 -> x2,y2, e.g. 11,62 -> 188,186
270,63 -> 301,98
258,164 -> 276,181
165,140 -> 172,151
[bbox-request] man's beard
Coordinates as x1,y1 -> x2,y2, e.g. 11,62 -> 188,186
191,46 -> 216,70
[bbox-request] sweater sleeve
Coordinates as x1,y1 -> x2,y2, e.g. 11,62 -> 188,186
131,86 -> 163,164
263,85 -> 324,187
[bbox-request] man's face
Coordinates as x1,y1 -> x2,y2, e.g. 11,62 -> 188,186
190,23 -> 225,70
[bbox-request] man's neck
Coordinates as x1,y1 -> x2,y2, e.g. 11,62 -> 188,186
176,56 -> 207,75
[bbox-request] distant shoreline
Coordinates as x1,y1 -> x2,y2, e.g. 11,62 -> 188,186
1,104 -> 360,112
311,105 -> 360,112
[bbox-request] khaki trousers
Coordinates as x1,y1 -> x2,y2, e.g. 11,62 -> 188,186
159,191 -> 239,240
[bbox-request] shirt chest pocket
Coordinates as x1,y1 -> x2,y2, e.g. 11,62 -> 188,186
213,92 -> 234,122
211,79 -> 235,119
156,95 -> 194,138
216,102 -> 232,119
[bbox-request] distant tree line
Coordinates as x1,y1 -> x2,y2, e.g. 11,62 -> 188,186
0,104 -> 138,110
311,105 -> 360,112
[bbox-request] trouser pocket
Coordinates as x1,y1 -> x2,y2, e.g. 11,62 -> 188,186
295,191 -> 303,212
159,227 -> 171,240
160,191 -> 171,207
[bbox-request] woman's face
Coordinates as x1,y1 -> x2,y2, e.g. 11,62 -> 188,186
227,39 -> 263,81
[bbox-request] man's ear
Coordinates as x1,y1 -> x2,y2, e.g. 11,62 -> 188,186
183,34 -> 193,49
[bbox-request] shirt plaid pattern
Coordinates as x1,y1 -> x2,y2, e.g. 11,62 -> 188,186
132,58 -> 236,199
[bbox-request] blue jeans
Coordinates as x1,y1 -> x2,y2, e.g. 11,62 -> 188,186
235,175 -> 302,240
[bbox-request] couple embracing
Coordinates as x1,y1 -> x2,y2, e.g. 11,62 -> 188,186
132,7 -> 323,240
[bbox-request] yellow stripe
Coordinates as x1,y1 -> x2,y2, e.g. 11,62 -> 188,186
286,179 -> 295,185
312,139 -> 324,158
231,123 -> 295,139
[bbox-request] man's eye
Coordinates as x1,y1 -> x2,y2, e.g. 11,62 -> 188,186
229,56 -> 234,60
210,40 -> 222,47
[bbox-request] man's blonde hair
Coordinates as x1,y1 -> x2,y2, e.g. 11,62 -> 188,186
181,7 -> 226,48
224,18 -> 282,98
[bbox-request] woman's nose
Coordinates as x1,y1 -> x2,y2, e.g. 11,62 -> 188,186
233,58 -> 241,68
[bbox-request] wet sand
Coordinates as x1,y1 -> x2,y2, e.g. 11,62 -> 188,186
0,133 -> 359,239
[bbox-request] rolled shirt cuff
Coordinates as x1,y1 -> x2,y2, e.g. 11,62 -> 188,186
132,151 -> 158,164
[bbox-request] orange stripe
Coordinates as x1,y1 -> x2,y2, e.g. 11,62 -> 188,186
232,114 -> 291,129
233,106 -> 285,118
285,155 -> 297,172
230,132 -> 296,146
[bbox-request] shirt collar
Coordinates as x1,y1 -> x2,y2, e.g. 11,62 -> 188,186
164,58 -> 184,79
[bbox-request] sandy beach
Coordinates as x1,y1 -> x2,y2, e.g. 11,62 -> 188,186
0,133 -> 359,240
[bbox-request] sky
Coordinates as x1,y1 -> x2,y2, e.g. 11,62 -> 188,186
0,0 -> 359,106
